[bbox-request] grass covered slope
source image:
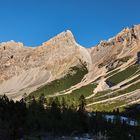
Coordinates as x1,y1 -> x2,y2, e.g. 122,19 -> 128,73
54,83 -> 97,106
29,64 -> 88,98
106,64 -> 140,86
120,74 -> 140,87
105,69 -> 120,78
89,81 -> 140,103
27,60 -> 140,112
88,100 -> 126,112
87,63 -> 140,112
87,81 -> 140,112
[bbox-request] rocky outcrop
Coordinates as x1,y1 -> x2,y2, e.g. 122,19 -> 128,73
88,24 -> 140,81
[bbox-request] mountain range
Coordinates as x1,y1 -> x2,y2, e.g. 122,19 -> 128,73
0,24 -> 140,111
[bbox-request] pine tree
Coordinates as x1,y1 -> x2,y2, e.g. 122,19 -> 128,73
38,93 -> 46,105
61,97 -> 67,112
78,95 -> 86,112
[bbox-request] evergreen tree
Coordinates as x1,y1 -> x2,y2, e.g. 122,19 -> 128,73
61,97 -> 67,112
78,95 -> 86,112
38,93 -> 46,105
50,98 -> 61,120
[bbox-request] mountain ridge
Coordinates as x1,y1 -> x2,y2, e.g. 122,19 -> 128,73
0,24 -> 140,111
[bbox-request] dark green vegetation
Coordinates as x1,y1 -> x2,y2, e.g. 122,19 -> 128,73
94,90 -> 112,97
105,69 -> 120,78
52,83 -> 97,107
120,74 -> 140,87
119,81 -> 140,94
124,104 -> 140,120
88,81 -> 140,106
89,100 -> 126,112
106,64 -> 140,86
48,83 -> 97,108
86,90 -> 112,104
87,64 -> 140,112
0,94 -> 140,140
29,65 -> 88,98
87,81 -> 140,112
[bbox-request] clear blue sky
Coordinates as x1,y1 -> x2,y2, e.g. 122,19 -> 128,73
0,0 -> 140,47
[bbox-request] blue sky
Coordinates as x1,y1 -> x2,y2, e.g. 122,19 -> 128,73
0,0 -> 140,47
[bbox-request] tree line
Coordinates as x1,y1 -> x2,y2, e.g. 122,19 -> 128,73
0,94 -> 139,140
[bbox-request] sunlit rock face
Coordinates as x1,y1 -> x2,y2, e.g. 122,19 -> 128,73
88,24 -> 140,80
0,30 -> 91,99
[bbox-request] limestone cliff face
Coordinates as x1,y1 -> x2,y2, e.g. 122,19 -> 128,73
0,30 -> 91,99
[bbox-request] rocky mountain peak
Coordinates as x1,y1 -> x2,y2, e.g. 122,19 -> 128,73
42,30 -> 76,48
0,29 -> 92,99
88,24 -> 140,81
